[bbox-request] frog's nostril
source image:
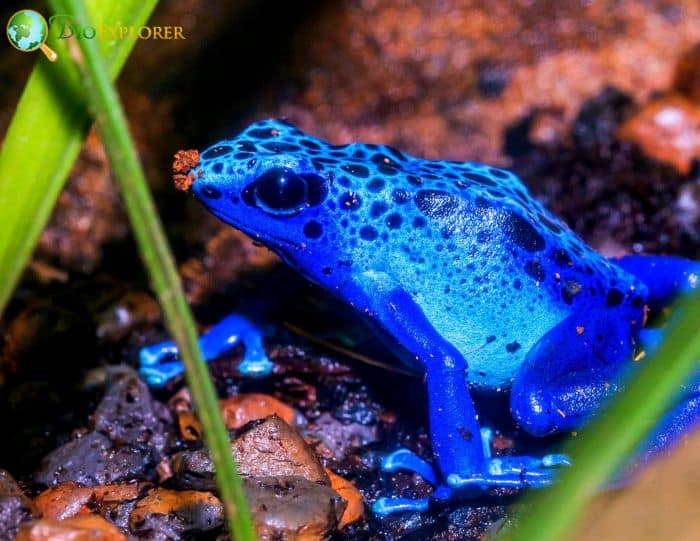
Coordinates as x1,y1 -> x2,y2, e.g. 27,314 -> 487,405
173,149 -> 201,192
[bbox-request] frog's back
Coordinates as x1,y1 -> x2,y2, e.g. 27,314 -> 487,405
305,140 -> 647,388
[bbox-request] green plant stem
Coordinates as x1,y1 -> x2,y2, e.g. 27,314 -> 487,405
504,288 -> 700,541
49,1 -> 255,539
0,0 -> 157,315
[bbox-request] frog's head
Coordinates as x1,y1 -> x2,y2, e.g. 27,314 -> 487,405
184,119 -> 341,266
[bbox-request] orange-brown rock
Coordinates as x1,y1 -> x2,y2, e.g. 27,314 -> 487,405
220,393 -> 298,429
177,410 -> 202,441
16,515 -> 128,541
35,482 -> 143,521
129,488 -> 223,533
325,469 -> 364,528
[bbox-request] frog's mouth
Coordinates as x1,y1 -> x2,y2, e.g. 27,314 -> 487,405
193,189 -> 304,263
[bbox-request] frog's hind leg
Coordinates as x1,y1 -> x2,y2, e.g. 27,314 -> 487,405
139,313 -> 273,387
343,272 -> 566,517
512,309 -> 700,471
613,255 -> 699,309
510,308 -> 638,437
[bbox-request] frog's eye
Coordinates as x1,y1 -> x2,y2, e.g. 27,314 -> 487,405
242,167 -> 327,215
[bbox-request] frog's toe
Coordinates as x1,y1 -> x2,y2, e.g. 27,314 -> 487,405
372,496 -> 430,517
446,453 -> 569,491
380,448 -> 439,486
542,453 -> 572,467
373,485 -> 453,517
139,340 -> 178,366
374,449 -> 452,516
139,360 -> 184,387
237,348 -> 274,377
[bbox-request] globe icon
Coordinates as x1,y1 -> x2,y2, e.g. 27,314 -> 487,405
6,9 -> 57,61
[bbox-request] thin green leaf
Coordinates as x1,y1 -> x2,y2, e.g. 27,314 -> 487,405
0,0 -> 158,314
503,287 -> 700,541
48,1 -> 256,539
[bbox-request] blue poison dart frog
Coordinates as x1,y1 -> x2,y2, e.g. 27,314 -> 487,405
140,119 -> 700,515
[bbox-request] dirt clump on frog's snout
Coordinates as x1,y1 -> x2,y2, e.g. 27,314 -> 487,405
173,149 -> 201,192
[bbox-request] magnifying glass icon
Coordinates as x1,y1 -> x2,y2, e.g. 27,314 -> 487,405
6,9 -> 58,62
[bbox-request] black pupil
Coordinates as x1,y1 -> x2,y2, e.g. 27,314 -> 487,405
255,168 -> 307,210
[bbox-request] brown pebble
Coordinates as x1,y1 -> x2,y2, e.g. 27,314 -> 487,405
172,415 -> 329,489
232,416 -> 328,484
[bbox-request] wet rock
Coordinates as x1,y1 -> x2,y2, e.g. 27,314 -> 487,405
16,515 -> 128,541
129,488 -> 224,537
0,470 -> 37,541
172,415 -> 328,490
325,469 -> 363,528
618,94 -> 700,174
220,393 -> 300,429
93,367 -> 173,453
244,476 -> 345,541
307,413 -> 377,461
34,482 -> 143,521
35,432 -> 155,487
228,415 -> 328,484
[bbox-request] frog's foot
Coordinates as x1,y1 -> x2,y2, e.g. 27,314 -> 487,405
373,449 -> 452,516
372,430 -> 570,516
138,313 -> 273,387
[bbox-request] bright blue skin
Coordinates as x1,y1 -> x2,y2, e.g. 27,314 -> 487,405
140,119 -> 700,515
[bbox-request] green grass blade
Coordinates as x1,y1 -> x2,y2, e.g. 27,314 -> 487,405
503,288 -> 700,541
50,1 -> 256,539
0,0 -> 158,314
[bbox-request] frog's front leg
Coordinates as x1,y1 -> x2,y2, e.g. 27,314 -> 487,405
139,313 -> 273,387
343,272 -> 567,516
